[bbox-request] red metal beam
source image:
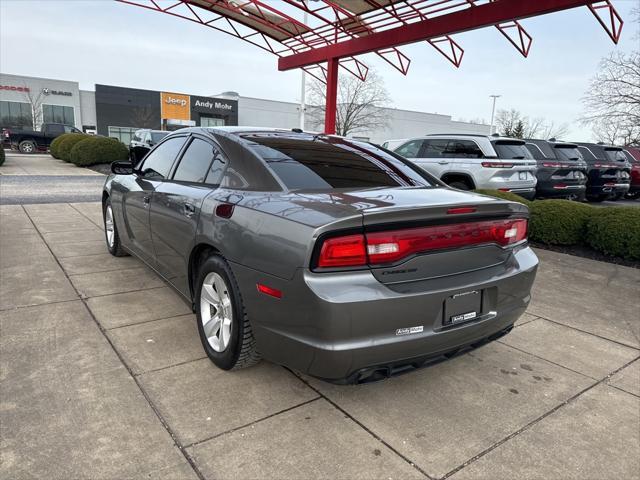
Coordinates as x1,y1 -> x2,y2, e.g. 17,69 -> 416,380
279,0 -> 595,71
324,58 -> 339,134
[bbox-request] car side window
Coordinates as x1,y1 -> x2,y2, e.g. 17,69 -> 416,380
422,139 -> 449,158
445,140 -> 483,158
205,147 -> 227,185
63,125 -> 78,134
132,131 -> 142,142
173,138 -> 217,184
395,140 -> 423,158
139,136 -> 186,180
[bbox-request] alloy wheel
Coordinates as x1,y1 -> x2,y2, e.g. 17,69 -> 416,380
105,206 -> 115,248
200,272 -> 233,352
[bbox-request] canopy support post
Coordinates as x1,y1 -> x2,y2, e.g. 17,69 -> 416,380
324,57 -> 339,134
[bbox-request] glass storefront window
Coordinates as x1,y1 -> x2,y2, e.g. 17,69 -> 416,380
0,101 -> 33,128
108,126 -> 137,144
200,117 -> 225,127
42,104 -> 75,126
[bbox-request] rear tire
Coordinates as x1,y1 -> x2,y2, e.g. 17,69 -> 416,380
18,140 -> 36,154
195,255 -> 261,371
103,198 -> 128,257
587,194 -> 607,203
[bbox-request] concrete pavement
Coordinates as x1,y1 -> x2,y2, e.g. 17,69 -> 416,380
0,152 -> 104,204
1,201 -> 638,480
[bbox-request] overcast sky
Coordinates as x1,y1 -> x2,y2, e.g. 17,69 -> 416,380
1,0 -> 638,140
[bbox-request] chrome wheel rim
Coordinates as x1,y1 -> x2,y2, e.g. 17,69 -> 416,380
105,206 -> 115,248
22,143 -> 33,153
200,272 -> 233,352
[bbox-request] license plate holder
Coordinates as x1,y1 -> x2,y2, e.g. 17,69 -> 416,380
519,171 -> 528,181
444,290 -> 482,326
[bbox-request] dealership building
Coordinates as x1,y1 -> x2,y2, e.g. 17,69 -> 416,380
1,73 -> 490,144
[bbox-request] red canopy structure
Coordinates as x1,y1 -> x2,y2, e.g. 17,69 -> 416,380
117,0 -> 624,134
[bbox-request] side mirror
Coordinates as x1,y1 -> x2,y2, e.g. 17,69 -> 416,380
111,160 -> 133,175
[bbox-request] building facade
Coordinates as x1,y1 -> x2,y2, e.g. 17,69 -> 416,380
1,73 -> 490,145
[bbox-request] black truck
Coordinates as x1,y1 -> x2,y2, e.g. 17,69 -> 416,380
5,123 -> 82,153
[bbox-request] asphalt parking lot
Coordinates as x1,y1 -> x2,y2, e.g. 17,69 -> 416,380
1,153 -> 639,480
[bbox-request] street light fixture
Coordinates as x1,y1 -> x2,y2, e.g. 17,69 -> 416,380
489,94 -> 501,135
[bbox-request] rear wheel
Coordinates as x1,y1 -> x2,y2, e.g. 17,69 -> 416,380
103,198 -> 127,257
587,194 -> 608,203
18,140 -> 36,154
195,255 -> 261,370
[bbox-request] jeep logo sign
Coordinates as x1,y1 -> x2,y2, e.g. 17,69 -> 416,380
165,96 -> 187,107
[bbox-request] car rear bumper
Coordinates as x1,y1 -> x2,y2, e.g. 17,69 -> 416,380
232,246 -> 538,383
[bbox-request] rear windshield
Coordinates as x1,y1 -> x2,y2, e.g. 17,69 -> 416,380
492,141 -> 533,160
578,146 -> 598,161
245,135 -> 433,190
605,149 -> 627,162
554,146 -> 583,161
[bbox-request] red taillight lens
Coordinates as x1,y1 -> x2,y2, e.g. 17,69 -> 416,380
317,234 -> 367,268
315,219 -> 528,269
365,219 -> 528,265
482,162 -> 514,168
542,162 -> 562,168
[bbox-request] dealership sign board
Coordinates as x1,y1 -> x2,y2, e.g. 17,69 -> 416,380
160,92 -> 190,121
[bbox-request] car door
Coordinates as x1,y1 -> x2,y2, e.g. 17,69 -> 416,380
414,139 -> 452,179
445,139 -> 484,177
149,134 -> 227,296
122,135 -> 188,265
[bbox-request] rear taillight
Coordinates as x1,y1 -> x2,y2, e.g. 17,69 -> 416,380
317,234 -> 367,268
315,219 -> 528,269
482,162 -> 513,168
542,162 -> 562,168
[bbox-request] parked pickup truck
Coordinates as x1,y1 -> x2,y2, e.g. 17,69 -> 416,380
6,123 -> 82,153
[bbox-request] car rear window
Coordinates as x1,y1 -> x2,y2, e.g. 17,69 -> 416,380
492,141 -> 533,159
605,148 -> 627,162
245,135 -> 433,190
151,131 -> 169,143
554,146 -> 583,161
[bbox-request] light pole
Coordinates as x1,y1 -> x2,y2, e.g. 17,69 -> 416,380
489,94 -> 501,135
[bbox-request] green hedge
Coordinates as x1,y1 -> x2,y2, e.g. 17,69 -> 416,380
69,136 -> 128,166
474,189 -> 639,260
586,208 -> 640,260
49,134 -> 68,159
529,200 -> 594,245
0,147 -> 5,166
56,133 -> 88,161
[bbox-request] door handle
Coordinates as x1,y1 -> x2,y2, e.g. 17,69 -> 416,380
183,203 -> 196,217
438,161 -> 449,165
143,195 -> 150,205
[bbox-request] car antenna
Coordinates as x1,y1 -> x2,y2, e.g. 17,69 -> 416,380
291,128 -> 303,133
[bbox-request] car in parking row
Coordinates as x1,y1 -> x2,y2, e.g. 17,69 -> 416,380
387,134 -> 634,202
389,134 -> 538,199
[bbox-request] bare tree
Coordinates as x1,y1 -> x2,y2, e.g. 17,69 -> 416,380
581,51 -> 640,146
130,106 -> 156,128
495,108 -> 570,139
23,84 -> 45,129
306,69 -> 391,137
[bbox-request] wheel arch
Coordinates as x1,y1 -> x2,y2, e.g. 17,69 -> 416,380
441,172 -> 476,189
188,242 -> 223,307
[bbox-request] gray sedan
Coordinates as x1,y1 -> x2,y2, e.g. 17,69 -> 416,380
103,127 -> 538,384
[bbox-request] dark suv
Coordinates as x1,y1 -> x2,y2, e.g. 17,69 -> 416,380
623,147 -> 640,199
524,139 -> 588,200
129,129 -> 169,163
576,143 -> 631,202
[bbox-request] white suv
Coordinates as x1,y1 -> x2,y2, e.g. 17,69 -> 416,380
389,134 -> 538,199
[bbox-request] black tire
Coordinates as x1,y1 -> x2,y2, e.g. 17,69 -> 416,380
587,194 -> 607,203
103,198 -> 128,257
448,180 -> 471,191
18,140 -> 36,154
195,254 -> 261,370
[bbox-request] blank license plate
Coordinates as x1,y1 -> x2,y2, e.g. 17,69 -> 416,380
519,171 -> 528,180
444,290 -> 482,326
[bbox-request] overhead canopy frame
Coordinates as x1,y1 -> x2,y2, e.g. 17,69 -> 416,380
117,0 -> 624,134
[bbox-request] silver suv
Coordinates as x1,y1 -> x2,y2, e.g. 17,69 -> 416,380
389,134 -> 538,199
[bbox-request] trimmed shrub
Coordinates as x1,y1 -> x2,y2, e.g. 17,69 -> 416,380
0,147 -> 5,166
69,136 -> 128,166
473,189 -> 532,206
56,133 -> 88,161
49,134 -> 67,159
586,207 -> 640,260
528,200 -> 594,245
